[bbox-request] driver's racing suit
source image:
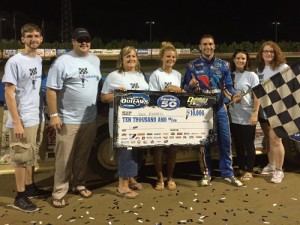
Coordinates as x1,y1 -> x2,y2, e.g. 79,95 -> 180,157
182,55 -> 236,178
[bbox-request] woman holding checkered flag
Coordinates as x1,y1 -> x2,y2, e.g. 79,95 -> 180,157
256,41 -> 289,183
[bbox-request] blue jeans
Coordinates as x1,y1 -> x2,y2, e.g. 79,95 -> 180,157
205,104 -> 234,178
118,148 -> 144,178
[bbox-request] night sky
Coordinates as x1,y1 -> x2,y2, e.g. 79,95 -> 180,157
1,0 -> 300,44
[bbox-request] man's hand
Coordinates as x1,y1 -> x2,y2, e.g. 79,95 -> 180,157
13,123 -> 25,139
189,74 -> 199,88
49,116 -> 62,130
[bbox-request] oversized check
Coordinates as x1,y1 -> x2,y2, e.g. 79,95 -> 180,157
113,90 -> 216,149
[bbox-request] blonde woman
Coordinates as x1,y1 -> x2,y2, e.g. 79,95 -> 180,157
101,46 -> 149,198
149,42 -> 184,191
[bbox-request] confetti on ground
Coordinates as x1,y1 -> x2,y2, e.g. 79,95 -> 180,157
190,207 -> 193,210
179,202 -> 183,205
89,217 -> 95,220
152,207 -> 155,210
291,198 -> 297,200
273,203 -> 277,206
69,219 -> 75,222
137,219 -> 143,223
86,211 -> 89,215
57,215 -> 62,219
263,222 -> 270,224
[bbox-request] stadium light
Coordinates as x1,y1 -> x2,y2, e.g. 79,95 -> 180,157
272,21 -> 280,42
0,17 -> 6,40
146,21 -> 155,42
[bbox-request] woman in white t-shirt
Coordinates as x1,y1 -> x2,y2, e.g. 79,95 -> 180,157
256,41 -> 289,183
228,49 -> 259,181
149,42 -> 185,191
101,46 -> 149,199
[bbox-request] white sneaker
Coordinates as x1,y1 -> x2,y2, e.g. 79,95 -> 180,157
270,170 -> 284,183
200,175 -> 211,186
261,164 -> 275,175
224,176 -> 243,187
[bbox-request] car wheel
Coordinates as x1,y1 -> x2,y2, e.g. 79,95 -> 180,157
282,137 -> 300,166
89,124 -> 118,179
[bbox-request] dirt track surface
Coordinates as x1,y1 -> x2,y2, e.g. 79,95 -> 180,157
1,159 -> 300,225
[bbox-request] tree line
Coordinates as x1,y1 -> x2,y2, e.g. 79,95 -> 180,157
1,38 -> 300,52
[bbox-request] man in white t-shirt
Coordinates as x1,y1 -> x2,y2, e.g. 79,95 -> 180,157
2,23 -> 44,212
46,28 -> 101,207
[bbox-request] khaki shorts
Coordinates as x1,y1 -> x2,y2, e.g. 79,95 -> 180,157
8,125 -> 38,167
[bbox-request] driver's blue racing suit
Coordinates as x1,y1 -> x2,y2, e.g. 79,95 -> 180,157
182,56 -> 236,178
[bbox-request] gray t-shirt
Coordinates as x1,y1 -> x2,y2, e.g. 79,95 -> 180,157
2,53 -> 43,128
47,51 -> 101,124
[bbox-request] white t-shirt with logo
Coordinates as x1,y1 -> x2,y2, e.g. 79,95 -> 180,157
2,53 -> 42,128
256,64 -> 289,84
149,68 -> 182,91
101,70 -> 149,137
229,71 -> 259,125
47,51 -> 101,124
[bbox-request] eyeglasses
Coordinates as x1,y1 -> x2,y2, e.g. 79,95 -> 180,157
263,50 -> 275,54
76,38 -> 91,43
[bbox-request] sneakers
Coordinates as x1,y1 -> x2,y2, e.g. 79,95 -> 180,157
224,176 -> 243,187
12,197 -> 39,212
200,175 -> 212,186
260,164 -> 275,175
26,186 -> 51,199
270,170 -> 284,183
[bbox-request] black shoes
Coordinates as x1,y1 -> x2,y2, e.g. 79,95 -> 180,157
13,197 -> 39,212
26,186 -> 51,199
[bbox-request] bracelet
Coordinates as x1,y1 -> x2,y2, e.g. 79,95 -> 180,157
50,113 -> 59,118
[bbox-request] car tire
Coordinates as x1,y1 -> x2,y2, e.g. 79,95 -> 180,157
89,124 -> 118,179
282,138 -> 300,166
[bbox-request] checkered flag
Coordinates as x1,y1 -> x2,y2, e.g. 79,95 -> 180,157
79,67 -> 88,88
252,62 -> 300,139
